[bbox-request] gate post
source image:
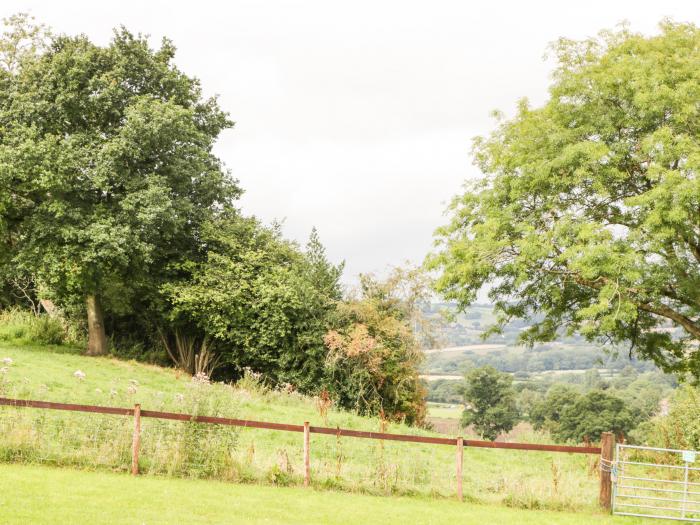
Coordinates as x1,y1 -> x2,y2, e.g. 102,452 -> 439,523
599,432 -> 614,510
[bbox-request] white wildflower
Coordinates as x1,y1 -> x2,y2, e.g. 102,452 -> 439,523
109,389 -> 118,398
73,370 -> 86,381
0,367 -> 8,374
2,357 -> 12,365
191,372 -> 210,384
175,393 -> 185,403
127,385 -> 138,395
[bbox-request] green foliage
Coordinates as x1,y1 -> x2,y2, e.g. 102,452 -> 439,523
460,366 -> 518,440
531,386 -> 639,442
529,384 -> 581,433
323,269 -> 428,425
0,16 -> 238,344
633,385 -> 700,450
557,391 -> 638,443
425,379 -> 463,404
0,308 -> 83,347
428,21 -> 700,377
165,216 -> 343,391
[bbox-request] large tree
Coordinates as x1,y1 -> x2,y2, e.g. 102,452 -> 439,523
460,366 -> 518,441
532,387 -> 639,443
429,21 -> 700,376
0,18 -> 237,354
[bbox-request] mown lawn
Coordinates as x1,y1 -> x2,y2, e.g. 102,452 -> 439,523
0,464 -> 664,525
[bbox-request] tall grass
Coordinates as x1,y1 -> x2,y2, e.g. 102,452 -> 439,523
0,308 -> 84,347
0,366 -> 601,511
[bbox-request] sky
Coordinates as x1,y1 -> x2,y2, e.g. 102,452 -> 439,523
3,1 -> 699,284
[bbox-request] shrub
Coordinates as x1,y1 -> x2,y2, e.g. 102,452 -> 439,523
0,308 -> 85,347
632,385 -> 700,450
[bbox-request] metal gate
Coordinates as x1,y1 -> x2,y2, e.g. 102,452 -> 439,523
613,444 -> 700,522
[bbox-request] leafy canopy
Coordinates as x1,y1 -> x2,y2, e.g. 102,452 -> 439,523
429,21 -> 700,377
0,23 -> 237,312
165,217 -> 343,392
531,386 -> 639,442
461,365 -> 518,441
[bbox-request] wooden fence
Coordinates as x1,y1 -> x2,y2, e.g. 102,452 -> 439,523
0,397 -> 613,508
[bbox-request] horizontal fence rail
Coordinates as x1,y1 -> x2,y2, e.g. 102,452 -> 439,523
1,396 -> 616,509
0,397 -> 600,454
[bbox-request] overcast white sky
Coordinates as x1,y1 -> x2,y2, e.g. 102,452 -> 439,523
4,1 -> 699,283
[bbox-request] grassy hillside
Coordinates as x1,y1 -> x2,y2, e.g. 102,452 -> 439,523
421,303 -> 660,379
1,341 -> 602,513
0,464 -> 663,525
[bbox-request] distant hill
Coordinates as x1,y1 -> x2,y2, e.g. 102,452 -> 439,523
420,303 -> 659,376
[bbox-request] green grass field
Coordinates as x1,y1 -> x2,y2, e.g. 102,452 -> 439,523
427,402 -> 462,420
0,463 -> 663,525
0,341 -> 613,516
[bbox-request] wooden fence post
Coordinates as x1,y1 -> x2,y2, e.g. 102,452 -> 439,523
456,436 -> 464,502
131,403 -> 141,476
599,432 -> 614,510
303,421 -> 311,487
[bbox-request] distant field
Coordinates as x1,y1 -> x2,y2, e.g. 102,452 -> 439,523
420,374 -> 462,381
427,402 -> 462,420
423,343 -> 510,355
0,464 -> 665,525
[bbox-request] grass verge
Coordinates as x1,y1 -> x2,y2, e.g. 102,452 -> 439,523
0,463 -> 665,525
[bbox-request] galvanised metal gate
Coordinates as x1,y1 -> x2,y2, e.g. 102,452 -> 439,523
613,444 -> 700,522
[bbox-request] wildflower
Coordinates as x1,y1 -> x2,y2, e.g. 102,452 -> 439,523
175,393 -> 185,403
2,357 -> 12,366
73,370 -> 86,381
109,389 -> 118,398
128,379 -> 139,386
95,388 -> 103,394
127,385 -> 138,395
0,367 -> 8,374
192,372 -> 210,384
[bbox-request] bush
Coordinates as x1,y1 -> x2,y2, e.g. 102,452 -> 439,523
632,386 -> 700,450
531,386 -> 640,443
0,308 -> 84,347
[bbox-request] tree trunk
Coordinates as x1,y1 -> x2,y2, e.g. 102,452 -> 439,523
86,294 -> 108,356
